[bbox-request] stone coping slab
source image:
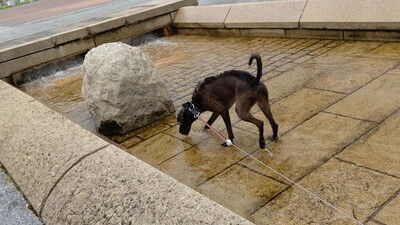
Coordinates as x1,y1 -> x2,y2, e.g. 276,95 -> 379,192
0,80 -> 251,224
300,0 -> 400,30
225,1 -> 307,29
174,0 -> 400,31
174,5 -> 231,28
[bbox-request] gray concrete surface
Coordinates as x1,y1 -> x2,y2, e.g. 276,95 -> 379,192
0,166 -> 42,225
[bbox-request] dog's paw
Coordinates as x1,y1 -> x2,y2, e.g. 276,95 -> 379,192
267,135 -> 279,142
203,126 -> 210,131
260,141 -> 266,149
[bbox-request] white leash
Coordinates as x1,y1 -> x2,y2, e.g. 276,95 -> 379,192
197,117 -> 364,225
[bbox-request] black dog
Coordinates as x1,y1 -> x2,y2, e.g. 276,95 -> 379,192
177,54 -> 278,149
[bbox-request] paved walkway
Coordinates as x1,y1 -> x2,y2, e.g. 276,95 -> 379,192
0,0 -> 150,43
20,35 -> 400,225
0,166 -> 42,225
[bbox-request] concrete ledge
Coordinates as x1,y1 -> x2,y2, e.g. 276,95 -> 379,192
0,80 -> 251,224
300,0 -> 400,30
52,25 -> 90,45
174,5 -> 231,28
42,145 -> 251,224
0,35 -> 55,63
94,13 -> 172,46
0,0 -> 197,79
225,1 -> 306,29
173,0 -> 400,41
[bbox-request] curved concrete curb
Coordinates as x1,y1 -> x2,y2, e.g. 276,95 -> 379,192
0,80 -> 252,224
174,0 -> 400,41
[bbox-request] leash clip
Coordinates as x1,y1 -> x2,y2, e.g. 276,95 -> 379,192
189,104 -> 201,118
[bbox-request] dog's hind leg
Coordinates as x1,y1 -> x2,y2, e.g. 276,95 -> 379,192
257,94 -> 278,141
235,98 -> 265,149
204,112 -> 220,130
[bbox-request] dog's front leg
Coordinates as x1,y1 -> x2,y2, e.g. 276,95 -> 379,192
204,112 -> 220,130
221,110 -> 234,147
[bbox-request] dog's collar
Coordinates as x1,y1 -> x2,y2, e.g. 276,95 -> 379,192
188,103 -> 201,118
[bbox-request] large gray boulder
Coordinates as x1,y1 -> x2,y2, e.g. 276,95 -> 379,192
82,42 -> 174,135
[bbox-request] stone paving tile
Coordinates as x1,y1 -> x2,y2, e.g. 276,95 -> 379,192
239,112 -> 375,184
120,136 -> 142,149
164,125 -> 212,146
197,165 -> 286,219
308,57 -> 399,93
386,64 -> 400,75
365,42 -> 400,59
266,63 -> 333,101
159,127 -> 260,186
337,110 -> 400,178
321,41 -> 382,57
135,121 -> 171,139
126,133 -> 191,166
234,88 -> 345,135
306,54 -> 352,68
373,194 -> 400,225
327,74 -> 400,122
252,159 -> 400,225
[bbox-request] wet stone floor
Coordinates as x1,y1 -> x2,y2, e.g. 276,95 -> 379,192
20,35 -> 400,225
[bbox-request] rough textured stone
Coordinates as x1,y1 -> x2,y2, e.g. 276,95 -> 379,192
82,42 -> 174,135
337,110 -> 400,177
252,159 -> 400,224
0,81 -> 108,212
41,145 -> 251,225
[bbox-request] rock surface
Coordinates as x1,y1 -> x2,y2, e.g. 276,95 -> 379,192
82,42 -> 174,135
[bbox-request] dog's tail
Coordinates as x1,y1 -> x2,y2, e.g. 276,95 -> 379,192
248,54 -> 262,85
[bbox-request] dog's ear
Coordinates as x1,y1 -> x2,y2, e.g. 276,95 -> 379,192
182,102 -> 191,108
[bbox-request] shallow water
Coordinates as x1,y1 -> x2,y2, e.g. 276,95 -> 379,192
18,35 -> 400,224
